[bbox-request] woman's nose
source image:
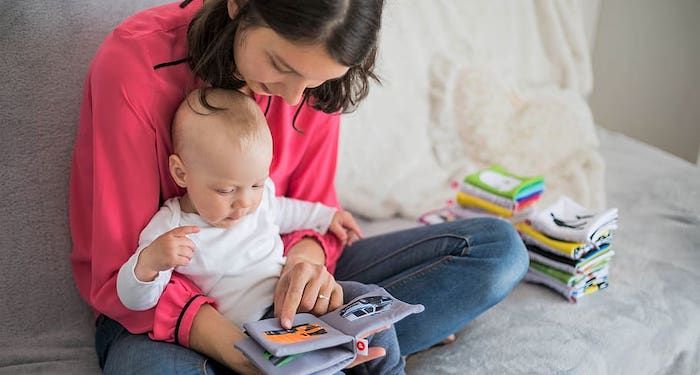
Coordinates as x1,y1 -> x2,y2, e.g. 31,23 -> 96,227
281,78 -> 307,106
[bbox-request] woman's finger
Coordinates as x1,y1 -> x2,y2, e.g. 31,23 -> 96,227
299,273 -> 325,313
328,282 -> 344,312
311,280 -> 334,315
272,275 -> 289,319
278,268 -> 311,329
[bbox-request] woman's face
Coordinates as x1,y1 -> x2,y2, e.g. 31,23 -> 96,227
233,26 -> 349,106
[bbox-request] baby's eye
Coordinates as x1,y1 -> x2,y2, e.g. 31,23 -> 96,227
216,187 -> 237,194
252,184 -> 263,190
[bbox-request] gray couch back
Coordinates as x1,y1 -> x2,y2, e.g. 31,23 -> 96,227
0,1 -> 169,373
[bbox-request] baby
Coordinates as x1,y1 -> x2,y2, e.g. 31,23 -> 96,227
116,88 -> 404,373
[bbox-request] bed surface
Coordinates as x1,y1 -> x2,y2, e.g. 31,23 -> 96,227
372,128 -> 700,374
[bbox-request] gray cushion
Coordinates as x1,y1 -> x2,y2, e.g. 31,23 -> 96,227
0,1 -> 169,373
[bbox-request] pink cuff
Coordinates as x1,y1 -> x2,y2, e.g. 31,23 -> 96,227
282,229 -> 343,274
149,276 -> 217,347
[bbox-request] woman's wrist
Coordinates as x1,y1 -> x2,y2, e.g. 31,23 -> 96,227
284,237 -> 326,268
189,304 -> 259,374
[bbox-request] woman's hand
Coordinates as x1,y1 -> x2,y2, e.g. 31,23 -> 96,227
274,238 -> 343,328
275,239 -> 388,370
345,325 -> 390,368
347,347 -> 387,368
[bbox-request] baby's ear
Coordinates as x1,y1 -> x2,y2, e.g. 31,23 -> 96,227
168,154 -> 188,188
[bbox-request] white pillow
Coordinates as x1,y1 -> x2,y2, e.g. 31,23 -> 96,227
428,55 -> 606,211
336,1 -> 603,219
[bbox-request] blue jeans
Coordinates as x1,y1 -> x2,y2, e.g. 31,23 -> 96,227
95,282 -> 404,374
334,217 -> 529,356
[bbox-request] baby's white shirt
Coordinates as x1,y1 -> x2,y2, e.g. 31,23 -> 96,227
117,178 -> 336,327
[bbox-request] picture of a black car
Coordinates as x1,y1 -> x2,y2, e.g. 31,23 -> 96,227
340,296 -> 393,321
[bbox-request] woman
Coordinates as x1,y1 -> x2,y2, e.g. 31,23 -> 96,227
70,0 -> 529,373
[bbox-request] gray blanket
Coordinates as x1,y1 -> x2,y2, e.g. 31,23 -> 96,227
402,129 -> 700,374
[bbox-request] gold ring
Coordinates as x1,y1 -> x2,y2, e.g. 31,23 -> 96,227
317,294 -> 329,300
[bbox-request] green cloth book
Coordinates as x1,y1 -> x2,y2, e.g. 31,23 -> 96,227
465,165 -> 544,200
530,261 -> 588,287
530,259 -> 610,288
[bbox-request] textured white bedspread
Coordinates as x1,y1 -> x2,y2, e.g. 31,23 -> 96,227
359,128 -> 700,374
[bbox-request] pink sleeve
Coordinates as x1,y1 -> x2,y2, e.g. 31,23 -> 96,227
69,34 -> 215,348
280,111 -> 344,274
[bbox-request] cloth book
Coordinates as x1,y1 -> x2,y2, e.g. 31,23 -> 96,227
456,191 -> 513,217
516,222 -> 604,260
524,268 -> 608,303
529,260 -> 609,288
530,196 -> 618,243
526,243 -> 614,275
235,286 -> 424,375
464,165 -> 544,201
459,181 -> 517,210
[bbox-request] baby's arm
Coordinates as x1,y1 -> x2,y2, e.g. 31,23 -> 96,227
273,196 -> 337,235
273,196 -> 363,246
117,206 -> 199,311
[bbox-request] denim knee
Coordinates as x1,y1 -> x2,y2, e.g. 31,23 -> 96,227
454,218 -> 529,300
481,218 -> 529,299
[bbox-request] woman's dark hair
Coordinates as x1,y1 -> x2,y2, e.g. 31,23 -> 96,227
187,0 -> 383,116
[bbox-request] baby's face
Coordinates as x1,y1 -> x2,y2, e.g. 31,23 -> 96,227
184,143 -> 271,229
172,88 -> 274,229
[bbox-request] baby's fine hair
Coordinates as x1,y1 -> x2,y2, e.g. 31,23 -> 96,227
171,88 -> 269,156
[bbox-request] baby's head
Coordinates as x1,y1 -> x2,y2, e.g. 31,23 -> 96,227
169,88 -> 272,228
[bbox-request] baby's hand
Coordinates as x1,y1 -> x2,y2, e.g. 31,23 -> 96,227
135,226 -> 199,281
328,210 -> 363,246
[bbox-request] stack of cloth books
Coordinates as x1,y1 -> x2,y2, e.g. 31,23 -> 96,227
419,165 -> 545,225
454,165 -> 545,222
516,196 -> 619,302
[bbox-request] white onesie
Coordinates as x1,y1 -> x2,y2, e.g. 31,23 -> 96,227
117,178 -> 336,327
